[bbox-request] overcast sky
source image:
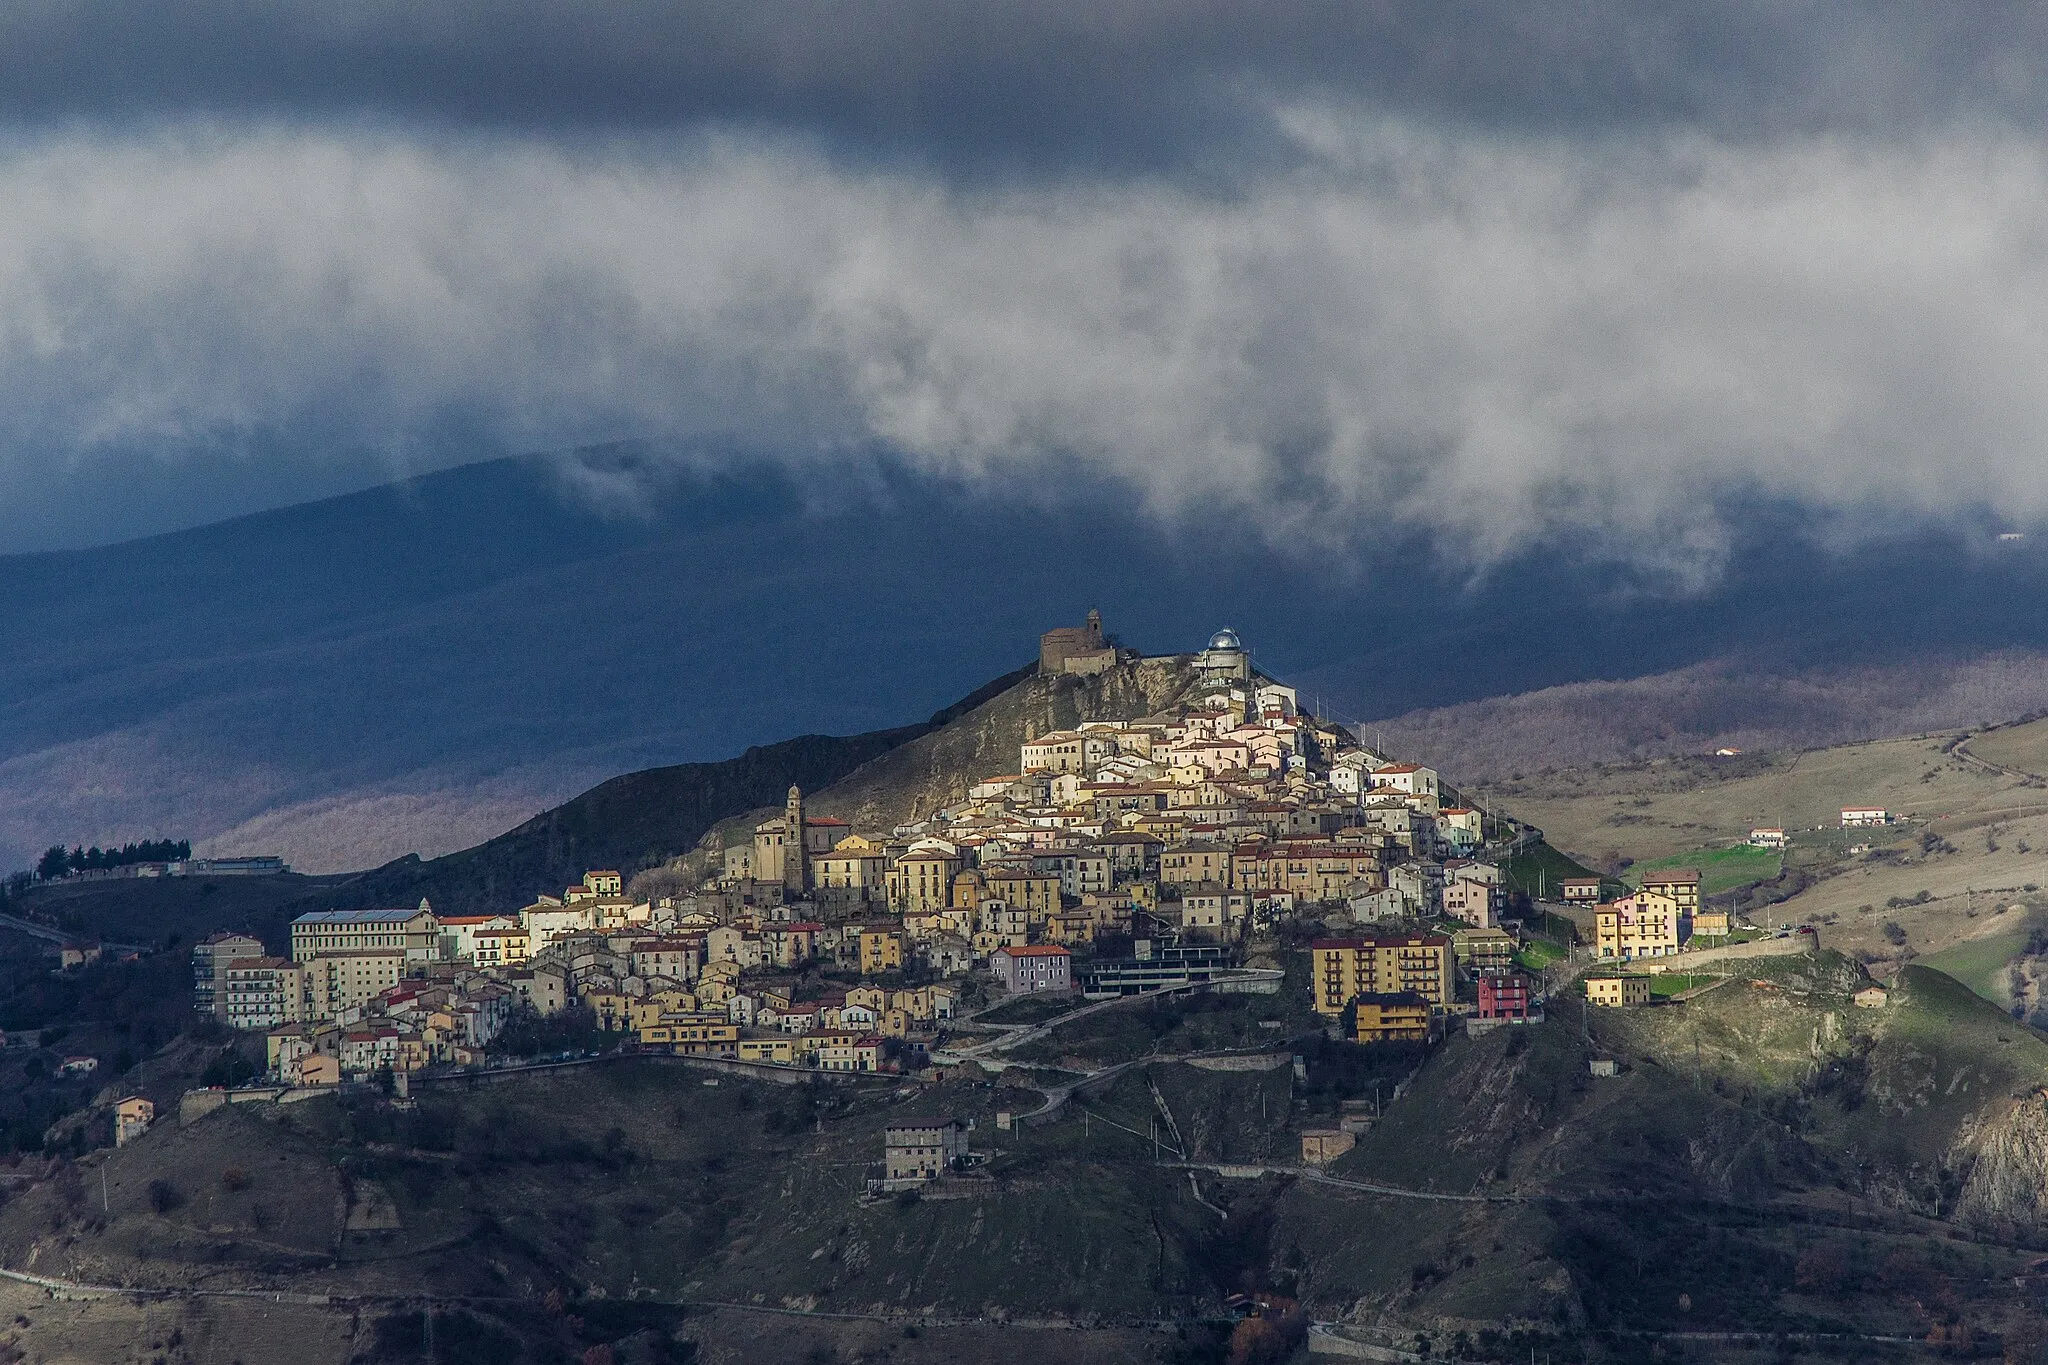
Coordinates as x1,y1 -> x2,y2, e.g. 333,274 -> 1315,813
7,2 -> 2048,561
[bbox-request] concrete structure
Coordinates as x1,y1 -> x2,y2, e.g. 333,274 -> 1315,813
1853,985 -> 1889,1008
1300,1129 -> 1356,1164
1841,807 -> 1891,827
1747,828 -> 1788,851
884,1118 -> 971,1183
192,932 -> 264,1018
1195,628 -> 1250,686
220,957 -> 305,1030
992,944 -> 1072,994
1585,976 -> 1652,1007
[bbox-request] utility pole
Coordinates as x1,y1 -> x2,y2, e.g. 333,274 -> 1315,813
100,1165 -> 107,1215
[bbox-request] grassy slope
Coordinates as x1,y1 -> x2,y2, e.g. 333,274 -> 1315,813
1625,844 -> 1782,896
1918,913 -> 2041,1005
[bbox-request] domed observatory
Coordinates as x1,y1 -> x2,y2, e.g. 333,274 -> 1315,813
1196,628 -> 1249,686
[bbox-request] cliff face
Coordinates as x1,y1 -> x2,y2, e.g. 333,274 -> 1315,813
809,655 -> 1203,834
1953,1091 -> 2048,1230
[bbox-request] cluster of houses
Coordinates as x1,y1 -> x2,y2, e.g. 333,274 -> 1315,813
183,618 -> 1661,1080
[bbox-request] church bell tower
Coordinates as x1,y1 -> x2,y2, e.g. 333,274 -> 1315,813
784,784 -> 807,896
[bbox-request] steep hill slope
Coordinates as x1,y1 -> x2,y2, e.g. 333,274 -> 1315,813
808,655 -> 1204,834
338,664 -> 1034,918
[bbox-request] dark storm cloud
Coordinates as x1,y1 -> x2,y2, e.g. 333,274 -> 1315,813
7,3 -> 2048,562
5,2 -> 2048,170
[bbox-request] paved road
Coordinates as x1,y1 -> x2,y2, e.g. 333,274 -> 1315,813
0,911 -> 147,954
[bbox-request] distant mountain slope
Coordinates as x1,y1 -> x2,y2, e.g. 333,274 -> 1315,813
1369,651 -> 2048,783
16,449 -> 2048,875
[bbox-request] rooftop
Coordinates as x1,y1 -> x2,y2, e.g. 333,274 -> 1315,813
292,908 -> 430,926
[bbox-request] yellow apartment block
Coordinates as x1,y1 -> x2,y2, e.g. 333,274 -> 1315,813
1310,935 -> 1453,1015
1595,891 -> 1681,961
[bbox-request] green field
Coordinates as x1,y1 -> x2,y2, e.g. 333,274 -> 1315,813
1498,839 -> 1605,899
1515,939 -> 1565,971
1917,914 -> 2040,1006
1626,844 -> 1782,897
1648,973 -> 1716,998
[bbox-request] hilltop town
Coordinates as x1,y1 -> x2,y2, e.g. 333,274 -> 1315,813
8,619 -> 2048,1364
174,616 -> 1789,1116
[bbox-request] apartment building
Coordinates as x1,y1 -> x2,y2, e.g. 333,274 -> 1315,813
220,957 -> 305,1030
1310,934 -> 1453,1015
1594,891 -> 1682,961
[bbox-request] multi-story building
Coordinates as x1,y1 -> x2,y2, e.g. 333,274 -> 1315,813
1159,842 -> 1233,887
1559,877 -> 1603,906
1452,926 -> 1516,974
1594,891 -> 1681,961
1637,869 -> 1700,918
857,924 -> 908,976
1310,934 -> 1453,1015
813,835 -> 888,906
991,944 -> 1071,994
290,906 -> 440,963
1475,971 -> 1537,1023
887,849 -> 959,914
303,949 -> 409,1023
437,914 -> 528,965
1352,992 -> 1432,1043
884,1118 -> 970,1182
192,932 -> 264,1017
221,957 -> 305,1030
982,868 -> 1062,922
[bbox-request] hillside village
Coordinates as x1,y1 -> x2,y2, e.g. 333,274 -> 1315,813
163,616 -> 1802,1126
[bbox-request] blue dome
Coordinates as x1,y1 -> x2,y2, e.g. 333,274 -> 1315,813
1207,629 -> 1243,651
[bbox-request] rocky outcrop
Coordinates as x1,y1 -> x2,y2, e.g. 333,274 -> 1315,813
814,655 -> 1202,833
1952,1090 -> 2048,1230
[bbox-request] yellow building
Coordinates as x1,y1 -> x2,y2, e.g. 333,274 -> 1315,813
1352,992 -> 1432,1043
290,906 -> 440,962
737,1035 -> 797,1064
1310,935 -> 1454,1015
857,924 -> 908,976
1585,976 -> 1651,1007
814,835 -> 889,900
983,869 -> 1062,922
1160,842 -> 1233,887
887,849 -> 959,914
639,1012 -> 739,1053
1595,891 -> 1681,961
1690,909 -> 1731,938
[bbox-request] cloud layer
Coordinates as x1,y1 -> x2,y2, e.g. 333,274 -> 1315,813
7,113 -> 2048,566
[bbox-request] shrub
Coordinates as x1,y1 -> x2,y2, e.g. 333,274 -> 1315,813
147,1179 -> 183,1214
